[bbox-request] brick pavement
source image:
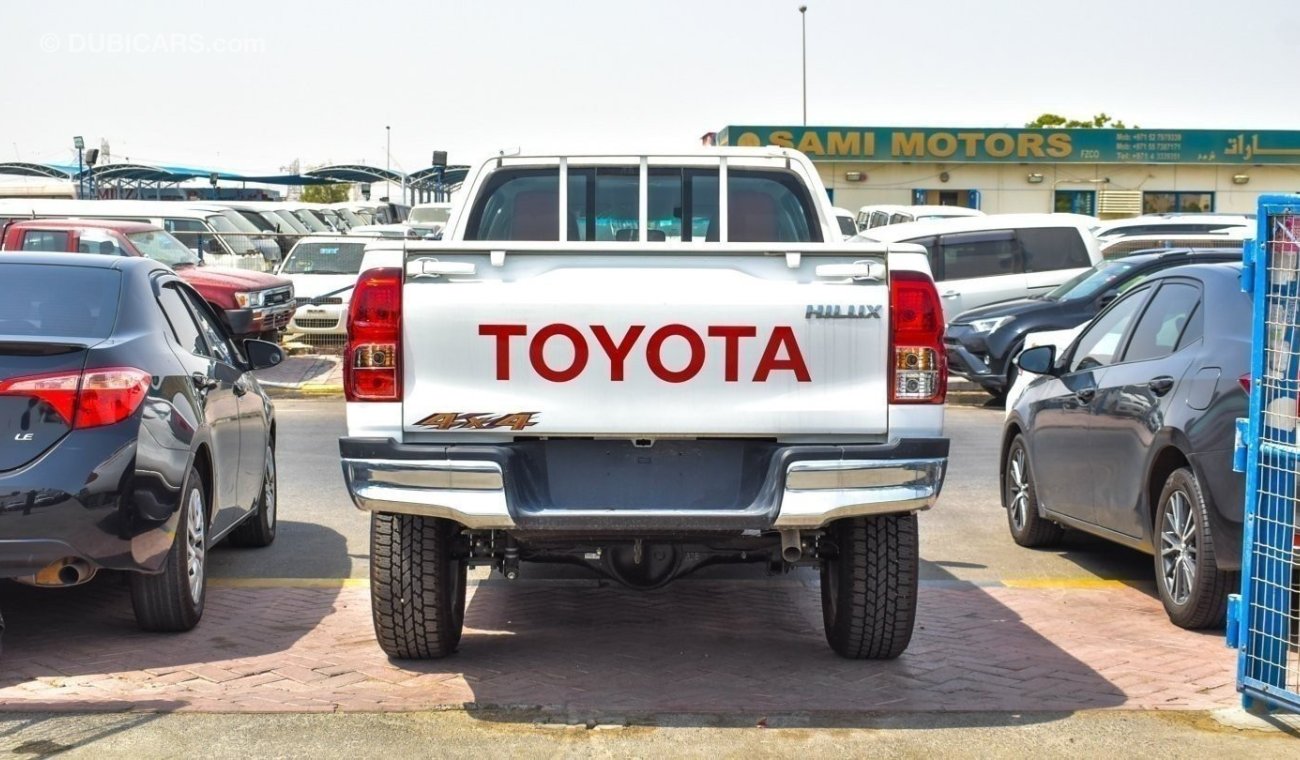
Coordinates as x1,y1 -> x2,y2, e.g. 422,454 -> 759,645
0,576 -> 1238,714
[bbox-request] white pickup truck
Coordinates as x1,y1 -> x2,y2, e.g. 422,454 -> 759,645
339,148 -> 949,660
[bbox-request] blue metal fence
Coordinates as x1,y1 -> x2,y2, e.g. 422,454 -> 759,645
1229,194 -> 1300,712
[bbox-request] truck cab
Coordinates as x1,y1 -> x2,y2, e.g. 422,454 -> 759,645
0,219 -> 294,339
339,148 -> 949,660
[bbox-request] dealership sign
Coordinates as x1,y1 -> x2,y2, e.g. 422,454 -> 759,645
718,126 -> 1300,165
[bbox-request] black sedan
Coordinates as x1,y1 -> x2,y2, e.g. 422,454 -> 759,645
0,254 -> 282,634
947,248 -> 1242,397
1002,262 -> 1248,628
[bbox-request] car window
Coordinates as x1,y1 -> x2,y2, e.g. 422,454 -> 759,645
1122,282 -> 1201,363
726,170 -> 821,243
1070,287 -> 1152,373
0,264 -> 119,338
642,168 -> 717,242
837,215 -> 857,237
467,168 -> 560,241
179,288 -> 236,366
157,283 -> 209,356
889,212 -> 912,224
1018,228 -> 1091,272
568,167 -> 640,241
938,230 -> 1022,281
281,241 -> 367,274
900,236 -> 941,279
870,211 -> 889,228
467,166 -> 818,244
20,230 -> 69,251
163,218 -> 210,251
77,230 -> 125,256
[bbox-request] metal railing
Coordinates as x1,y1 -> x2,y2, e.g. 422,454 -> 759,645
1229,194 -> 1300,713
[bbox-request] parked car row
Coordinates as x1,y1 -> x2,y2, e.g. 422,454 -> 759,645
0,218 -> 294,340
0,168 -> 1260,650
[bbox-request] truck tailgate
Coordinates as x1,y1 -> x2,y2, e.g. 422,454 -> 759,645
400,249 -> 890,437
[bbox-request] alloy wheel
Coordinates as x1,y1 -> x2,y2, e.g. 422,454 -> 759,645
1008,447 -> 1029,532
263,449 -> 277,526
1160,489 -> 1198,606
186,488 -> 206,603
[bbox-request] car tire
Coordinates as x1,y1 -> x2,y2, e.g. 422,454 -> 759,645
1003,434 -> 1065,548
820,513 -> 919,660
229,442 -> 277,548
130,465 -> 208,632
370,513 -> 466,659
1154,467 -> 1235,629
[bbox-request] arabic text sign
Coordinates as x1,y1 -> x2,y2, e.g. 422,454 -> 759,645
718,127 -> 1300,165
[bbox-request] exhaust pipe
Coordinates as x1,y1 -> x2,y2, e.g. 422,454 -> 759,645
780,530 -> 802,564
15,558 -> 96,588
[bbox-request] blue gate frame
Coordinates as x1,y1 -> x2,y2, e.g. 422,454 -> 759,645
1228,194 -> 1300,712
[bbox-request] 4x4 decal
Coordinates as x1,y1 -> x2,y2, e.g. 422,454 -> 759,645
414,412 -> 540,431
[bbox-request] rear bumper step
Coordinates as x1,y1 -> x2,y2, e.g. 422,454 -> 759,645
339,437 -> 948,531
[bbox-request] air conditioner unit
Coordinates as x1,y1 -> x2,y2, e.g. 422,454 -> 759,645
1096,190 -> 1143,215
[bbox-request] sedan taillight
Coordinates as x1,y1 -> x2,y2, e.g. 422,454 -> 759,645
345,267 -> 403,401
0,367 -> 152,428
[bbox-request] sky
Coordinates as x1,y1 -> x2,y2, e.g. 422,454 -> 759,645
3,0 -> 1299,177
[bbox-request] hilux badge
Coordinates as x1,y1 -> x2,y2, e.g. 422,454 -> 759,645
805,304 -> 882,319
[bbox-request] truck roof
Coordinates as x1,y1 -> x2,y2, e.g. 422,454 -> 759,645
3,218 -> 161,234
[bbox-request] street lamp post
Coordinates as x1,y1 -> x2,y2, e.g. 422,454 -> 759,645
73,135 -> 85,198
799,5 -> 807,126
385,125 -> 391,201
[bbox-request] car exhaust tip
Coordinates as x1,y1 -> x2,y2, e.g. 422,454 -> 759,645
780,530 -> 803,563
16,558 -> 96,588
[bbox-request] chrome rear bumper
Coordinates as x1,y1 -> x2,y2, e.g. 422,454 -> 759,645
340,437 -> 947,531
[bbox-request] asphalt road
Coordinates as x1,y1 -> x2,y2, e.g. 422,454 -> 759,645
208,397 -> 1151,588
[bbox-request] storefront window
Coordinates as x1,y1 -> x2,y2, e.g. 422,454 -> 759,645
912,189 -> 979,208
1054,190 -> 1095,215
1142,191 -> 1214,214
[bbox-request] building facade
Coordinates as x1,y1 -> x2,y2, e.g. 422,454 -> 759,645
716,126 -> 1300,218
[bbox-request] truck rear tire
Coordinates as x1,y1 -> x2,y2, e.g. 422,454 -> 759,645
820,513 -> 919,660
370,513 -> 466,659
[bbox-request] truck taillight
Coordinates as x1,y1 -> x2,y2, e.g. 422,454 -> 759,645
345,267 -> 403,402
0,367 -> 151,428
889,270 -> 946,404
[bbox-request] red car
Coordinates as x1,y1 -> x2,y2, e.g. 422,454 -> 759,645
0,219 -> 294,339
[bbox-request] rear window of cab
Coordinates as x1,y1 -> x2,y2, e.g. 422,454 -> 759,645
464,167 -> 823,244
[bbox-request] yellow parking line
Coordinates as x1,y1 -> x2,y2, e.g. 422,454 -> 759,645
210,577 -> 368,589
1001,578 -> 1136,590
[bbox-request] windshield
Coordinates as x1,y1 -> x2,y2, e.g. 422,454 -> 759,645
409,206 -> 452,224
269,210 -> 309,234
127,230 -> 200,267
1045,260 -> 1138,302
281,241 -> 367,274
292,209 -> 331,232
216,209 -> 262,234
317,209 -> 346,231
235,209 -> 274,232
352,208 -> 376,224
334,207 -> 364,227
205,214 -> 259,255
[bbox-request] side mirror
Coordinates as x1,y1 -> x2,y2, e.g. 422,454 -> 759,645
1017,345 -> 1057,376
243,338 -> 284,370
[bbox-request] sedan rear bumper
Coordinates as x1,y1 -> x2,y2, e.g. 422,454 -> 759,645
0,426 -> 181,577
339,437 -> 948,531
